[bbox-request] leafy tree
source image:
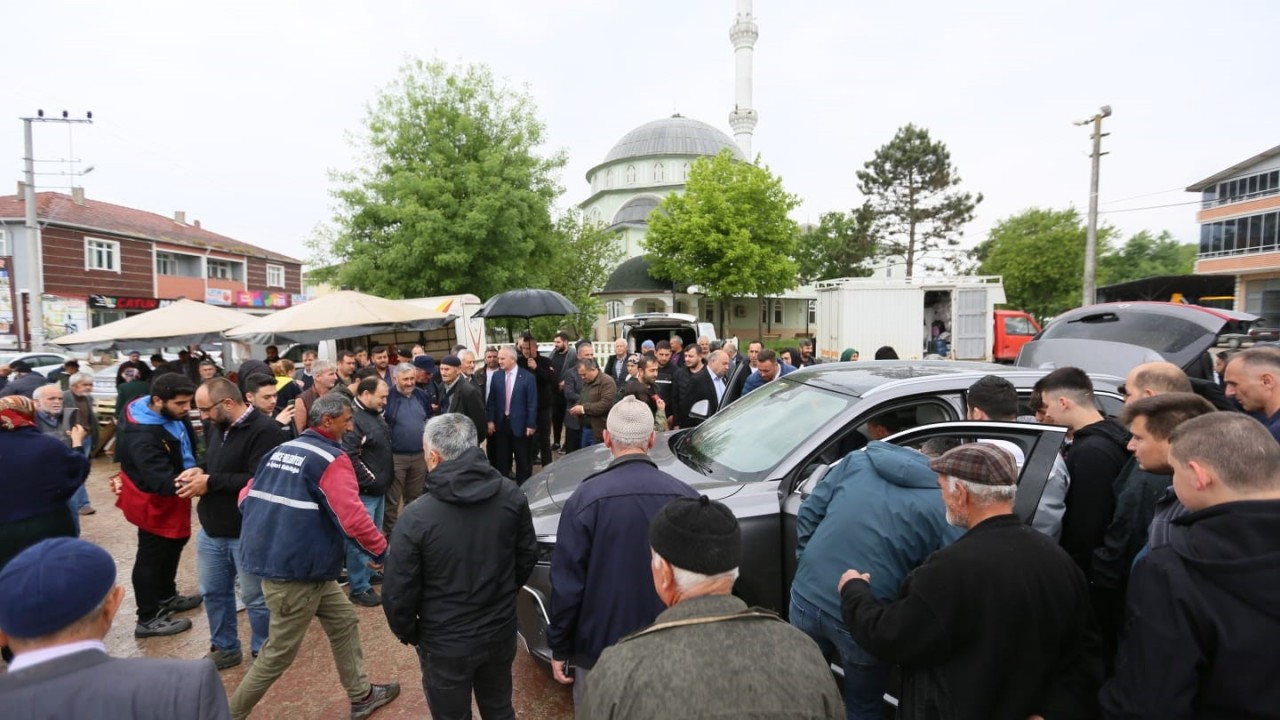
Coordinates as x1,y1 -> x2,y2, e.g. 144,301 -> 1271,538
644,149 -> 801,338
1098,230 -> 1196,286
794,204 -> 877,283
973,208 -> 1116,319
857,124 -> 982,277
530,211 -> 623,339
310,58 -> 566,299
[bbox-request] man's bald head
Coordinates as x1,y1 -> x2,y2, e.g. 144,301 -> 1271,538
1124,361 -> 1191,404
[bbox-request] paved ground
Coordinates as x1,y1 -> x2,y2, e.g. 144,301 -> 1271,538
78,457 -> 574,719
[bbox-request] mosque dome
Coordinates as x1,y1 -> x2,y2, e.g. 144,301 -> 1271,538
603,115 -> 744,164
601,255 -> 682,294
611,196 -> 662,226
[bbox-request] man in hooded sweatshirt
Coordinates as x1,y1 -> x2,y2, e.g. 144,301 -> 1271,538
1035,366 -> 1131,582
381,413 -> 537,719
1101,412 -> 1280,717
791,440 -> 962,720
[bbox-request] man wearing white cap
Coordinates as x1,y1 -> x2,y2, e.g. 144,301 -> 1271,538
0,538 -> 230,719
546,397 -> 697,708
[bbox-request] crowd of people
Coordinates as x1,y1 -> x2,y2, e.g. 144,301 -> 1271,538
2,336 -> 1279,719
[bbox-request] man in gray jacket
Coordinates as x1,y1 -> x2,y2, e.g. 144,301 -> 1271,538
0,537 -> 230,719
582,496 -> 843,719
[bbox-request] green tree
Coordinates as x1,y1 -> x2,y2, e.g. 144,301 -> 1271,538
644,149 -> 801,338
857,124 -> 982,277
531,211 -> 623,339
310,58 -> 566,299
1098,230 -> 1196,286
794,204 -> 877,284
973,208 -> 1116,319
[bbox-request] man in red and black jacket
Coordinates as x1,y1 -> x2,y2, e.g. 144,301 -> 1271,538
116,372 -> 202,639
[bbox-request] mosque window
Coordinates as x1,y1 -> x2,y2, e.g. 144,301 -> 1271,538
654,163 -> 664,183
606,300 -> 623,320
606,169 -> 613,188
626,165 -> 636,185
682,162 -> 691,181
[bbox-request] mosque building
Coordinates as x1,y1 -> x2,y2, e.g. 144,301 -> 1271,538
586,0 -> 816,343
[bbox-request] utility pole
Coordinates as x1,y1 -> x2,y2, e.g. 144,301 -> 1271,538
19,110 -> 92,350
1076,105 -> 1111,307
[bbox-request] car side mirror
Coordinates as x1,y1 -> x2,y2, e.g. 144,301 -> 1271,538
689,399 -> 710,420
797,463 -> 831,499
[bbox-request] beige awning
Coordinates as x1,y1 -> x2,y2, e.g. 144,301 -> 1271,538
223,290 -> 456,345
50,299 -> 255,351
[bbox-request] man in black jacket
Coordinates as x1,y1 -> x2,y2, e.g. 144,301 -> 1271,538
343,377 -> 393,607
381,413 -> 536,720
840,444 -> 1101,720
177,377 -> 287,669
549,332 -> 577,452
671,344 -> 707,429
117,373 -> 202,638
1102,412 -> 1280,718
520,333 -> 557,467
440,356 -> 486,444
1035,367 -> 1131,580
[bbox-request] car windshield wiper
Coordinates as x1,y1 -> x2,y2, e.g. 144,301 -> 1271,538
673,432 -> 713,475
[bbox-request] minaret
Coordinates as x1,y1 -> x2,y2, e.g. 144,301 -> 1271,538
729,0 -> 758,159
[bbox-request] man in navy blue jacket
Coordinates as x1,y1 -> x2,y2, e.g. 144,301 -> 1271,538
546,397 -> 697,708
485,346 -> 539,485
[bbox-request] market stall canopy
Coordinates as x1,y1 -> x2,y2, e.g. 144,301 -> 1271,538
223,290 -> 456,345
49,299 -> 255,350
472,289 -> 579,319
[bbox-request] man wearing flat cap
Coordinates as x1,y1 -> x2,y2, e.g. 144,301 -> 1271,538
838,443 -> 1101,720
440,354 -> 487,443
581,495 -> 843,719
0,538 -> 231,719
547,396 -> 697,709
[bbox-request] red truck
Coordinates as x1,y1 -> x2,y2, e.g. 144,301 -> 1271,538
994,309 -> 1041,363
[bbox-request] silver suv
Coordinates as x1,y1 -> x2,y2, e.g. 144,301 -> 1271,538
516,361 -> 1123,665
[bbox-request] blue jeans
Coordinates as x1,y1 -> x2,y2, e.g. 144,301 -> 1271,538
197,530 -> 269,654
790,591 -> 889,720
345,494 -> 385,595
67,439 -> 92,534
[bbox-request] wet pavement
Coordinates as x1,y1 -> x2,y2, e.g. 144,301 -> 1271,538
77,457 -> 574,719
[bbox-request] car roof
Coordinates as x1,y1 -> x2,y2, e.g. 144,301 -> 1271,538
785,360 -> 1122,398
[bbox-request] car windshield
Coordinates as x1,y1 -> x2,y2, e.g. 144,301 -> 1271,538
1040,311 -> 1213,354
677,377 -> 857,483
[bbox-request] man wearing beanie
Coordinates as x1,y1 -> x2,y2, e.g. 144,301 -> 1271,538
839,444 -> 1100,720
0,538 -> 230,719
581,496 -> 843,719
547,396 -> 697,708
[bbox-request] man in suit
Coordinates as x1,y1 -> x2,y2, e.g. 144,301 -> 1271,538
0,537 -> 231,719
603,338 -> 629,387
486,346 -> 539,485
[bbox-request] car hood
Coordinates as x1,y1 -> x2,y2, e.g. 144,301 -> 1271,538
1016,338 -> 1164,378
523,432 -> 747,536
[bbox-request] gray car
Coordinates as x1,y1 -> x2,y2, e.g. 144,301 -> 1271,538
516,360 -> 1124,665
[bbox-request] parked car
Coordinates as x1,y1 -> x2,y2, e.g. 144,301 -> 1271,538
0,351 -> 71,378
515,361 -> 1123,667
1017,301 -> 1258,380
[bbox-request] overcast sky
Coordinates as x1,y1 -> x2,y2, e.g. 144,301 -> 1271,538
3,0 -> 1275,268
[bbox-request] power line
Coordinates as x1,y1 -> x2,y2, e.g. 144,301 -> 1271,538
1098,186 -> 1186,206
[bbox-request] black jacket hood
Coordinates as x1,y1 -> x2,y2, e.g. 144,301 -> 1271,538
426,446 -> 504,505
1170,499 -> 1280,622
1073,416 -> 1130,448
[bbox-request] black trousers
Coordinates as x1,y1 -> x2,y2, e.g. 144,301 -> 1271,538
535,407 -> 553,466
551,393 -> 567,447
491,418 -> 533,485
133,528 -> 189,621
562,423 -> 582,455
417,638 -> 517,720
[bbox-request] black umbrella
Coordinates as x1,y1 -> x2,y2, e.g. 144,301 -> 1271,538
473,289 -> 579,319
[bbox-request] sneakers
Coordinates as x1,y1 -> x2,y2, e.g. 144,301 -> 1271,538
78,505 -> 96,516
206,646 -> 243,670
370,571 -> 383,586
338,569 -> 350,586
135,615 -> 193,638
349,589 -> 382,607
351,683 -> 400,719
159,594 -> 203,615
